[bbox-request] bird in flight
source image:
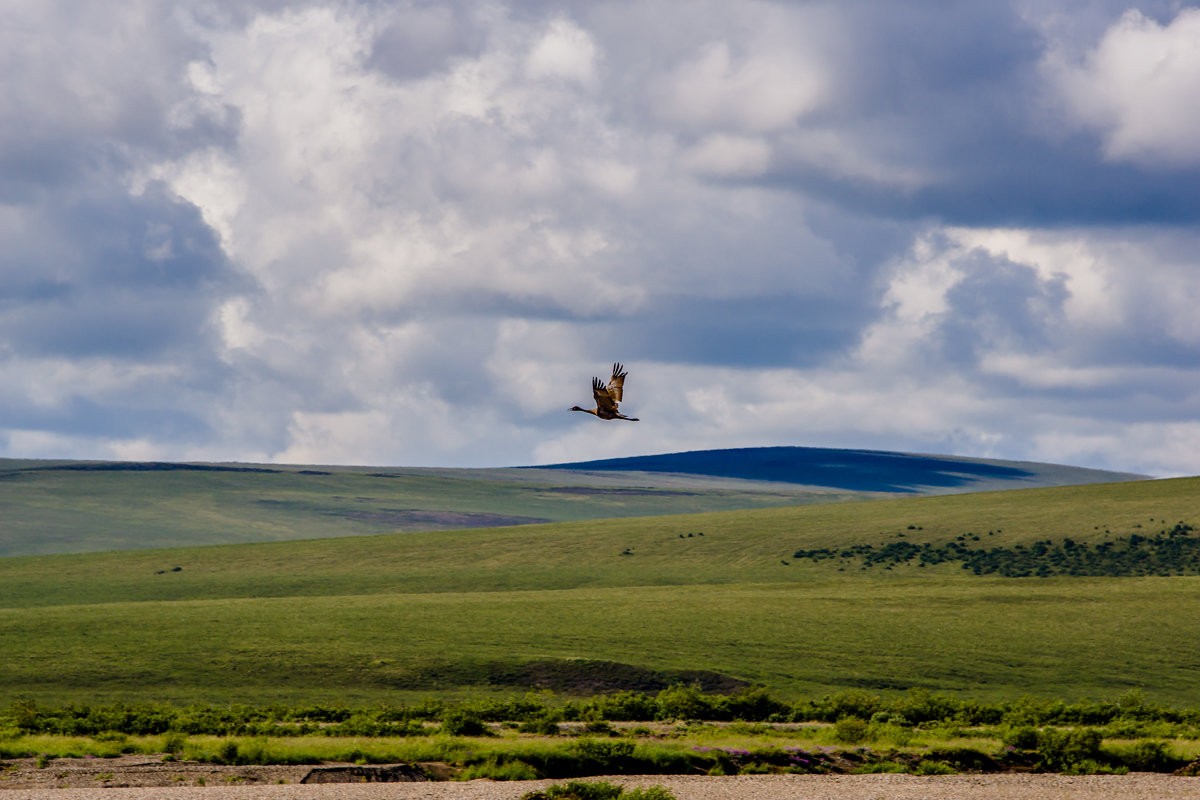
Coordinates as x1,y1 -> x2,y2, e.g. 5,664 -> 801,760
571,362 -> 640,421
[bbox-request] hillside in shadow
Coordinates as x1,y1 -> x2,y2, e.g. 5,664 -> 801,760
535,446 -> 1146,493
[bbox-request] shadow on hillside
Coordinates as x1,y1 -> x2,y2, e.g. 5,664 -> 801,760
536,446 -> 1035,493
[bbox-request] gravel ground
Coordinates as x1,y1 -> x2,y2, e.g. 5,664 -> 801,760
2,773 -> 1199,800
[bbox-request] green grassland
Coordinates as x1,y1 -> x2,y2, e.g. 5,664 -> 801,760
0,460 -> 865,557
3,476 -> 1200,707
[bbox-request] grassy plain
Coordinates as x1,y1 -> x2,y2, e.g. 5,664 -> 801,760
2,476 -> 1199,706
0,461 -> 862,557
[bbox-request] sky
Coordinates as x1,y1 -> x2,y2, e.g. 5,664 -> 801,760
3,0 -> 1200,476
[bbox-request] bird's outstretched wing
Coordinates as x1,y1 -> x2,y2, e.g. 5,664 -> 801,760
606,362 -> 628,404
592,376 -> 619,414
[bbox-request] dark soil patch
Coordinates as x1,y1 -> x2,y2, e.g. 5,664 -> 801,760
494,660 -> 749,694
330,509 -> 550,527
534,487 -> 700,497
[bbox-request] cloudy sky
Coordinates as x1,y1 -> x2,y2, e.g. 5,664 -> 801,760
4,0 -> 1200,475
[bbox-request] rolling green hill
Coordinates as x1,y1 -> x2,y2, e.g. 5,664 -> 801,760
0,459 -> 861,557
2,476 -> 1198,706
0,447 -> 1143,556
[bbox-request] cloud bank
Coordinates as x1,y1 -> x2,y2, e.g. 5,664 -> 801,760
3,0 -> 1200,476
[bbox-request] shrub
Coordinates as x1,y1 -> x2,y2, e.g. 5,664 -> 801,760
584,720 -> 615,736
869,722 -> 914,747
460,757 -> 540,781
1001,726 -> 1039,750
924,747 -> 996,773
832,717 -> 869,745
1062,759 -> 1126,775
519,716 -> 562,736
162,732 -> 187,756
817,691 -> 883,723
913,760 -> 957,775
1036,728 -> 1102,772
522,780 -> 623,800
521,780 -> 676,800
655,685 -> 712,721
1111,740 -> 1183,773
622,787 -> 677,800
853,761 -> 906,774
216,740 -> 239,765
10,700 -> 38,732
571,738 -> 636,772
582,692 -> 657,722
720,687 -> 788,722
440,710 -> 491,737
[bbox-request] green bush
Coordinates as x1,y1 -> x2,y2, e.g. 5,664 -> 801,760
832,717 -> 869,745
853,761 -> 906,774
440,710 -> 491,737
519,716 -> 562,736
162,732 -> 187,756
460,757 -> 540,781
1110,740 -> 1183,772
719,687 -> 789,721
571,738 -> 636,772
521,780 -> 676,800
654,685 -> 712,721
579,692 -> 657,722
868,722 -> 914,747
1001,725 -> 1039,750
522,780 -> 624,800
1062,759 -> 1126,775
621,787 -> 677,800
923,747 -> 996,773
913,760 -> 957,775
216,740 -> 239,765
1036,728 -> 1102,771
814,691 -> 883,723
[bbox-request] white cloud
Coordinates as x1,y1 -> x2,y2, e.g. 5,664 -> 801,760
680,134 -> 771,178
525,19 -> 599,85
1049,8 -> 1200,165
650,40 -> 826,134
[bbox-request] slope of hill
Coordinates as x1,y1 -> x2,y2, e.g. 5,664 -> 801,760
0,447 -> 1146,556
0,458 -> 857,557
535,446 -> 1145,493
2,476 -> 1198,706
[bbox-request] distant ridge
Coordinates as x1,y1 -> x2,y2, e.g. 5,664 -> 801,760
534,446 -> 1147,494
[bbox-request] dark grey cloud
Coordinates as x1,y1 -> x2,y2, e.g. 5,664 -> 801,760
367,3 -> 484,79
934,250 -> 1069,365
0,182 -> 239,360
739,1 -> 1200,226
602,294 -> 870,368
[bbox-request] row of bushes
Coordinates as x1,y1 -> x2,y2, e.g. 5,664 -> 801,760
3,722 -> 1195,777
2,731 -> 1190,777
792,522 -> 1200,577
7,688 -> 1200,736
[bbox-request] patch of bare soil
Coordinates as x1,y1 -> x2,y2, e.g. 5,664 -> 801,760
330,509 -> 550,527
487,659 -> 749,694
